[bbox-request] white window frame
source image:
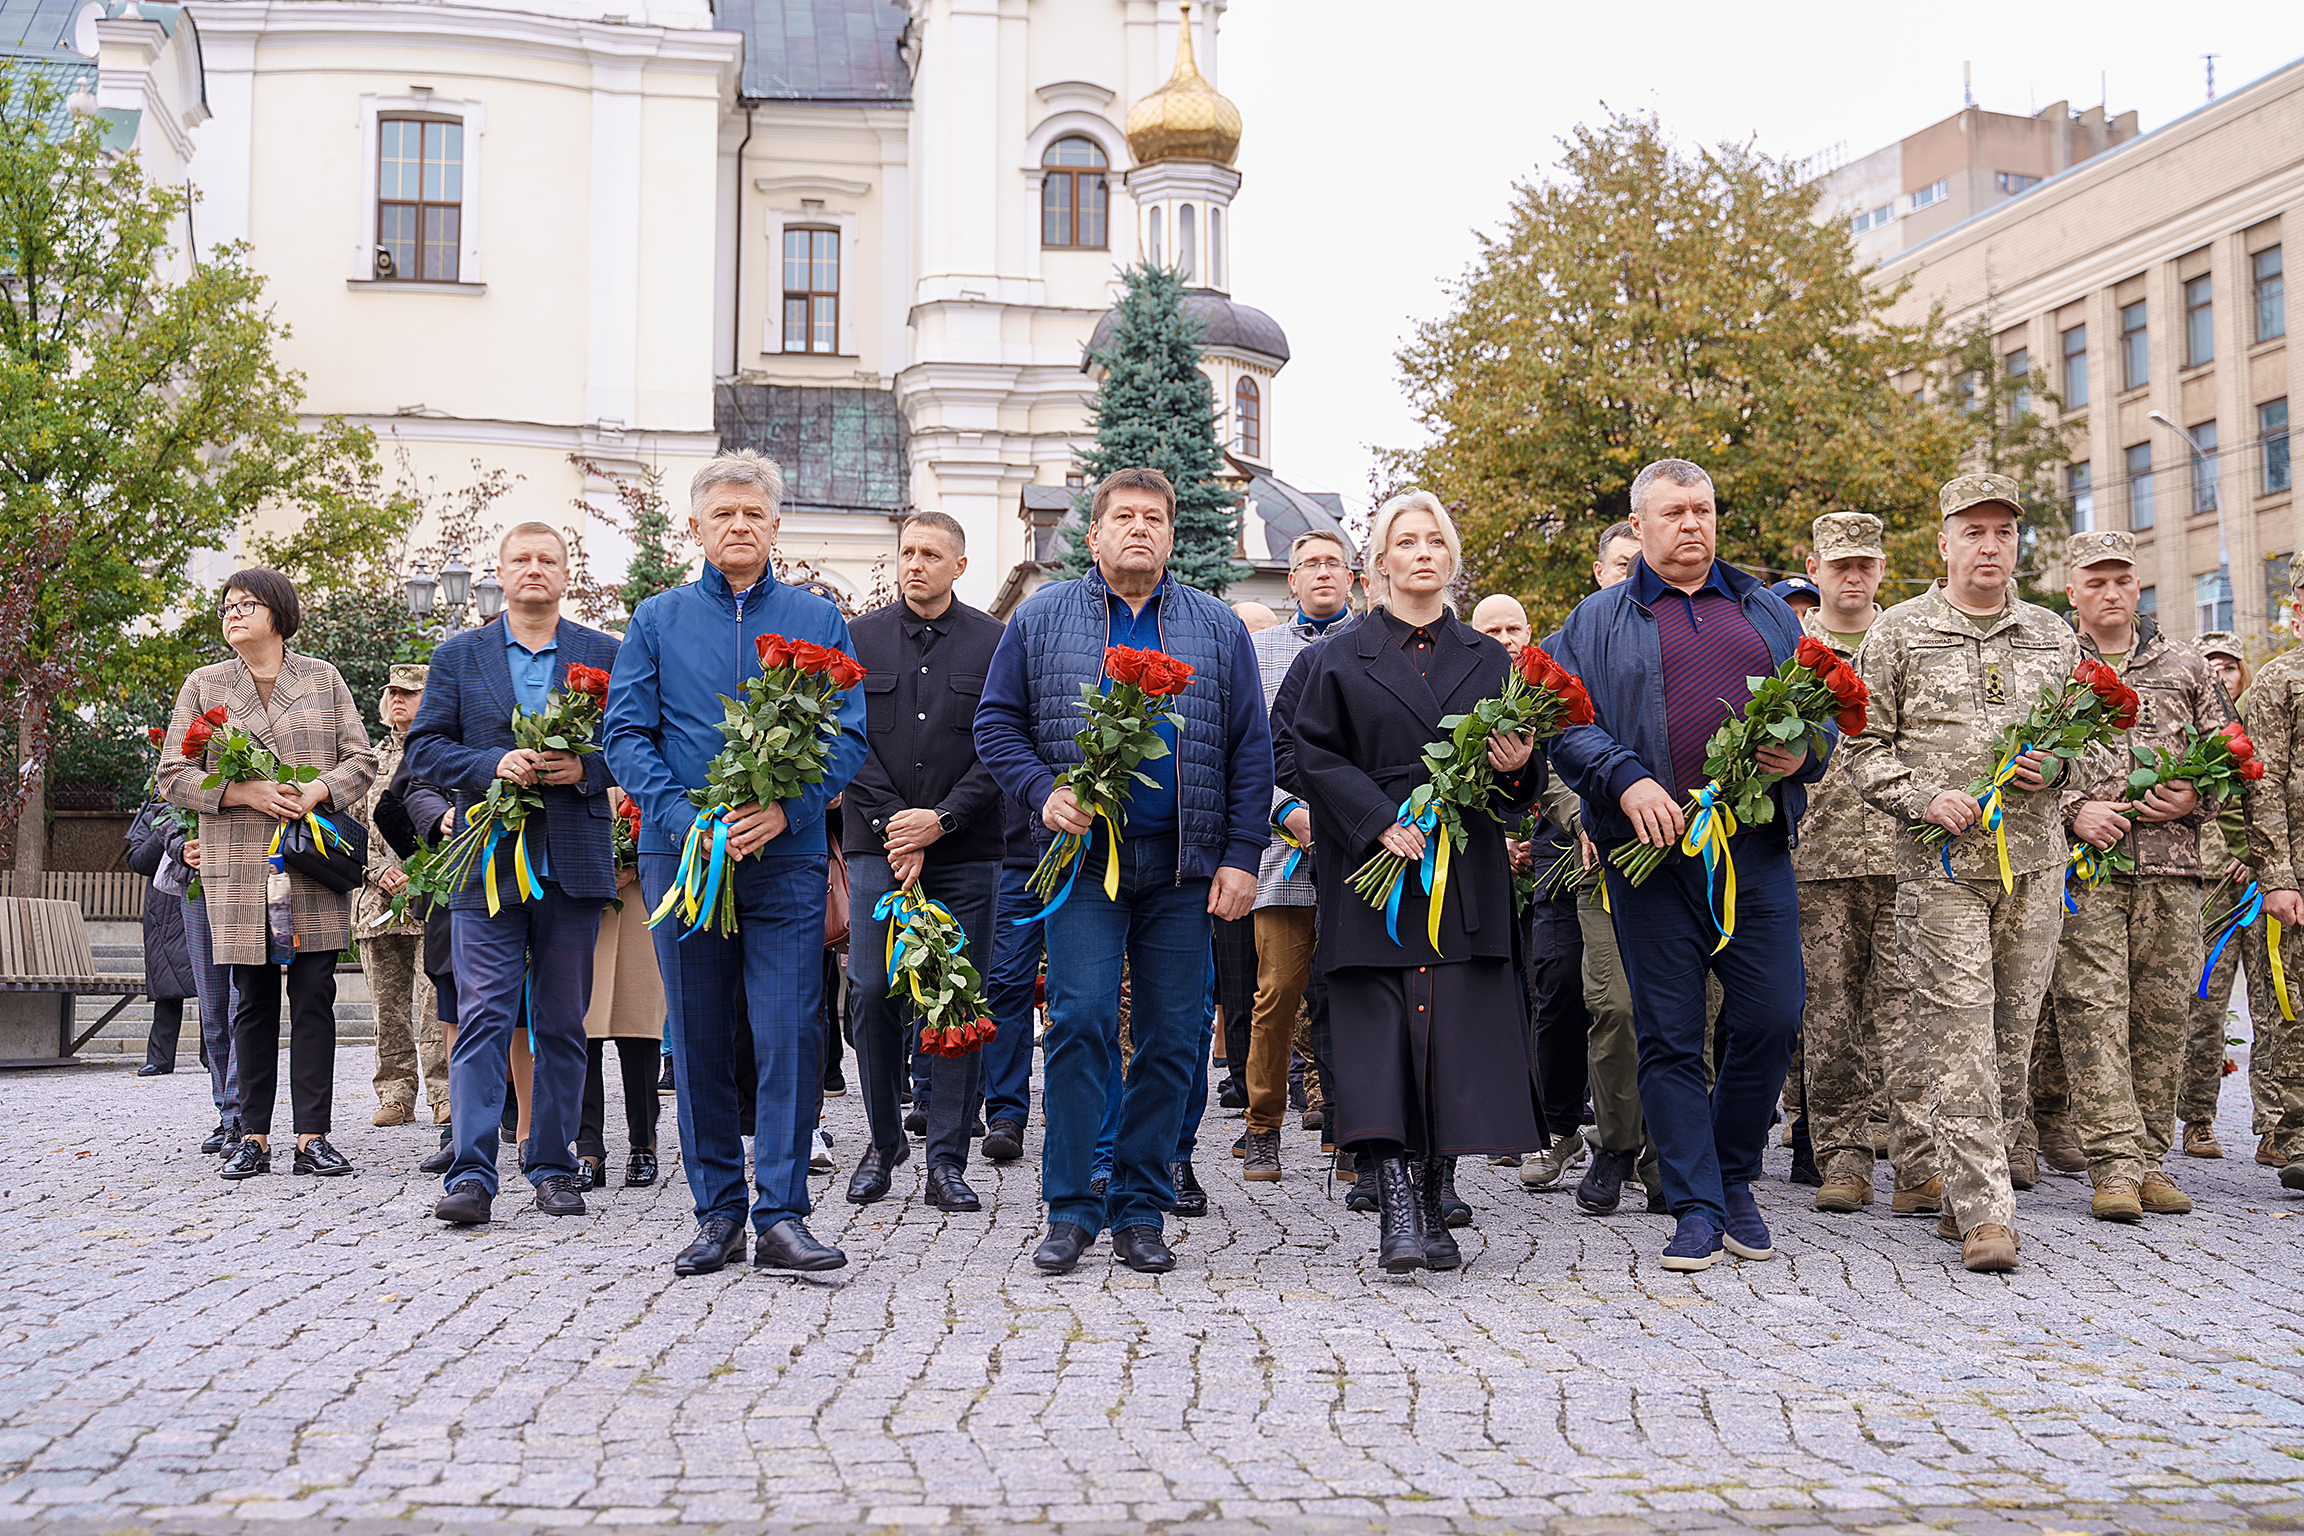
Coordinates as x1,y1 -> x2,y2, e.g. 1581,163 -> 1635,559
1910,178 -> 1948,211
761,205 -> 860,357
351,92 -> 485,286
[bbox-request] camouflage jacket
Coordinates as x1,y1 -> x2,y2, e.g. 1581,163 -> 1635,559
1790,607 -> 1897,883
2245,652 -> 2304,893
2059,618 -> 2226,880
1840,582 -> 2079,882
351,729 -> 424,938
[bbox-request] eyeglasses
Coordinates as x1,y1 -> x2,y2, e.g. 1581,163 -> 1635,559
1291,558 -> 1351,575
219,599 -> 267,619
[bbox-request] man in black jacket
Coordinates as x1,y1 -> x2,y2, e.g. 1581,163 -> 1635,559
841,511 -> 1007,1211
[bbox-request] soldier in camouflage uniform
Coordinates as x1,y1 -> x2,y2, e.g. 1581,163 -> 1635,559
2241,553 -> 2304,1193
1793,513 -> 1935,1215
1841,474 -> 2078,1273
2047,531 -> 2225,1221
352,665 -> 450,1125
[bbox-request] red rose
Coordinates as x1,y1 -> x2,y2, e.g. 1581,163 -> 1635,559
828,652 -> 866,689
566,664 -> 611,700
1826,666 -> 1866,705
1560,677 -> 1596,727
147,726 -> 166,746
201,704 -> 229,727
756,634 -> 794,670
2227,733 -> 2256,764
1142,654 -> 1195,697
2243,759 -> 2267,781
1795,636 -> 1834,672
1834,704 -> 1867,736
181,721 -> 214,756
1104,647 -> 1147,687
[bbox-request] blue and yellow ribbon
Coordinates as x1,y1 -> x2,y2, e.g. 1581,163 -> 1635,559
648,805 -> 732,940
1946,744 -> 2030,894
477,818 -> 541,916
1679,780 -> 1739,953
2200,881 -> 2297,1021
878,887 -> 965,1005
1381,798 -> 1441,947
2064,841 -> 2111,913
1273,798 -> 1309,882
1014,806 -> 1123,925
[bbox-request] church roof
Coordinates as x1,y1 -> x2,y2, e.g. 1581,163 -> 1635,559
717,0 -> 911,106
1238,465 -> 1355,563
0,0 -> 95,134
1086,288 -> 1290,369
715,383 -> 910,516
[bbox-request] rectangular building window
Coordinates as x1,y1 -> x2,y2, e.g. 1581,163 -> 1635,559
2061,324 -> 2088,409
2126,442 -> 2155,530
1910,178 -> 1949,211
1995,171 -> 2041,195
781,229 -> 839,354
2121,301 -> 2149,390
2137,585 -> 2157,619
2197,569 -> 2234,633
2191,421 -> 2219,514
1851,203 -> 1893,234
2185,275 -> 2215,367
2006,347 -> 2030,418
2266,398 -> 2292,494
377,117 -> 462,282
2259,247 -> 2287,343
2067,461 -> 2093,532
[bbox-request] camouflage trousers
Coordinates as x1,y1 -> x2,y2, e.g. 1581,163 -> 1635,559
1896,870 -> 2062,1233
1798,874 -> 1931,1186
2180,914 -> 2276,1130
362,933 -> 448,1114
2048,874 -> 2201,1184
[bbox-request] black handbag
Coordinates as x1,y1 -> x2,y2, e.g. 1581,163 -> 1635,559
279,811 -> 369,894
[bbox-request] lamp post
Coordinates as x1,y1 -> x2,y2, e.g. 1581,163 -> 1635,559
403,550 -> 500,636
2147,411 -> 2241,637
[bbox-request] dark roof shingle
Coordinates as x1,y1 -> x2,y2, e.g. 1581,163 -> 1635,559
715,0 -> 911,105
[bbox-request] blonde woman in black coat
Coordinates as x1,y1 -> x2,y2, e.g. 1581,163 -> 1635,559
1291,491 -> 1542,1273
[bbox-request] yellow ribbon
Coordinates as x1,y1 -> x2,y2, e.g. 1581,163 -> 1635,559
1101,809 -> 1122,902
1427,826 -> 1453,952
1678,781 -> 1739,954
2274,917 -> 2298,1023
1969,747 -> 2029,895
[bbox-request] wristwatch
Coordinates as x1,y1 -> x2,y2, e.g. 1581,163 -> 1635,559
936,809 -> 960,836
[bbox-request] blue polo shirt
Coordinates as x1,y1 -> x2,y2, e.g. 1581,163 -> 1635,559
506,626 -> 558,878
1110,582 -> 1178,837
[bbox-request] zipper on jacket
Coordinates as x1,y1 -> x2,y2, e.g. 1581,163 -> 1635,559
1158,593 -> 1185,887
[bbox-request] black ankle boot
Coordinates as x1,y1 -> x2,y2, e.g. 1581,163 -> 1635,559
1373,1156 -> 1427,1273
1788,1115 -> 1823,1187
1437,1155 -> 1471,1228
1413,1157 -> 1461,1270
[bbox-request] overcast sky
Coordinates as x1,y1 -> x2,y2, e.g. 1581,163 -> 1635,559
1219,0 -> 2302,521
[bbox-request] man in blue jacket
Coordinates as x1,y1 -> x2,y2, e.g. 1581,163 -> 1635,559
975,467 -> 1274,1276
406,523 -> 621,1226
1549,459 -> 1832,1274
602,452 -> 867,1277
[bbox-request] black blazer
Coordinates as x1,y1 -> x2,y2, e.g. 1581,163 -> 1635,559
376,752 -> 457,982
842,597 -> 1006,865
1292,611 -> 1537,968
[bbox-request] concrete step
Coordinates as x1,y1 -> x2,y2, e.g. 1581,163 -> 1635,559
66,924 -> 396,1057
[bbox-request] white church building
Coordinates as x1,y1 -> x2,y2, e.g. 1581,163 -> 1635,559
14,0 -> 1351,613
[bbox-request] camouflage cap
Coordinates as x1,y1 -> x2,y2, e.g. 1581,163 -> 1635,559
386,663 -> 429,692
2197,631 -> 2244,663
2290,548 -> 2304,590
1811,512 -> 1886,562
1939,471 -> 2025,520
2064,529 -> 2136,568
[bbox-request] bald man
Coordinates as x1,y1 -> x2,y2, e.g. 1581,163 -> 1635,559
1471,594 -> 1530,657
1232,601 -> 1281,634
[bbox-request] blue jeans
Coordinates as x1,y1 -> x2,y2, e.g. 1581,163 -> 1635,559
642,850 -> 827,1233
848,855 -> 995,1169
1173,951 -> 1216,1160
980,864 -> 1043,1130
445,880 -> 603,1195
181,893 -> 238,1121
1604,832 -> 1802,1232
1041,830 -> 1209,1236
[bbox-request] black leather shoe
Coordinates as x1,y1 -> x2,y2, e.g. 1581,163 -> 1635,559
625,1148 -> 659,1187
1414,1157 -> 1462,1271
1646,1187 -> 1671,1215
903,1109 -> 927,1136
500,1124 -> 518,1146
981,1120 -> 1025,1162
674,1216 -> 746,1276
200,1121 -> 235,1155
1170,1161 -> 1208,1217
1112,1224 -> 1176,1273
419,1141 -> 455,1176
535,1174 -> 587,1216
754,1218 -> 847,1271
1033,1221 -> 1095,1274
1217,1079 -> 1248,1110
658,1057 -> 675,1092
573,1158 -> 602,1192
219,1140 -> 270,1180
434,1179 -> 492,1225
924,1163 -> 981,1211
846,1141 -> 909,1204
293,1137 -> 354,1177
1437,1156 -> 1471,1228
1089,1175 -> 1109,1199
136,1063 -> 171,1077
1303,1108 -> 1325,1131
1576,1147 -> 1633,1216
1344,1151 -> 1378,1213
1374,1156 -> 1427,1273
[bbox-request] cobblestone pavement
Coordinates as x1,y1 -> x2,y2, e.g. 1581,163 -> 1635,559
8,1048 -> 2304,1536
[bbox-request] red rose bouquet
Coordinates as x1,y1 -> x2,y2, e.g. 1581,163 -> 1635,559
1612,638 -> 1868,935
435,662 -> 618,915
177,704 -> 229,761
650,633 -> 864,939
875,885 -> 996,1058
2071,719 -> 2263,890
1022,645 -> 1193,915
1349,643 -> 1595,949
1919,657 -> 2138,890
611,795 -> 640,871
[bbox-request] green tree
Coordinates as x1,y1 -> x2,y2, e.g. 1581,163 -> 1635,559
1065,262 -> 1245,595
0,72 -> 374,875
1382,111 -> 1976,633
575,457 -> 694,617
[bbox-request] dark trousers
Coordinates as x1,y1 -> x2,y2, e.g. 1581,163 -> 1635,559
1212,914 -> 1257,1087
184,895 -> 239,1121
1304,963 -> 1335,1112
642,849 -> 826,1232
1527,894 -> 1593,1138
981,864 -> 1043,1129
1604,832 -> 1802,1231
848,854 -> 997,1170
143,998 -> 185,1071
1174,952 -> 1217,1160
579,1036 -> 661,1160
445,881 -> 603,1196
229,951 -> 339,1137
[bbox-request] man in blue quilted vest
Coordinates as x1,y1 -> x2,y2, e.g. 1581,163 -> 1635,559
976,467 -> 1275,1276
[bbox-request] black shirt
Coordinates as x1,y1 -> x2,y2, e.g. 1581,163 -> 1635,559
842,595 -> 1006,865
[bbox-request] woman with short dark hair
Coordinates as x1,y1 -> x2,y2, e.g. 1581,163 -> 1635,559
159,570 -> 376,1180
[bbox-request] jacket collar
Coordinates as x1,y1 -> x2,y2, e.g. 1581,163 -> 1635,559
1629,554 -> 1755,608
1917,580 -> 2024,641
1355,607 -> 1485,727
1088,563 -> 1171,614
1802,604 -> 1883,656
702,560 -> 778,608
2078,612 -> 2162,671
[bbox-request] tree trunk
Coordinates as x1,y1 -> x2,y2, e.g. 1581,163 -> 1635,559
14,696 -> 47,883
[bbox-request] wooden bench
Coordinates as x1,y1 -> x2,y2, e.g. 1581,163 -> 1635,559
0,897 -> 147,1066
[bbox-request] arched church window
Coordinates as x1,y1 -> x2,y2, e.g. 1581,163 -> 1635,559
1208,206 -> 1223,289
1234,376 -> 1261,460
1179,203 -> 1196,280
1041,137 -> 1108,249
1148,206 -> 1162,266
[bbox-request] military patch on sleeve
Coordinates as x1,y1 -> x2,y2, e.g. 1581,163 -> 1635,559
2138,690 -> 2157,731
1985,660 -> 2006,706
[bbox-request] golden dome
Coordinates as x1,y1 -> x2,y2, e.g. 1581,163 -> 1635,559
1124,3 -> 1241,168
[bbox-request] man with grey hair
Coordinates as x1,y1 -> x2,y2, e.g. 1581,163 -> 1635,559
603,449 -> 869,1277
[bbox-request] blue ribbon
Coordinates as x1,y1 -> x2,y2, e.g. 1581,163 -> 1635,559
1014,826 -> 1091,927
878,888 -> 965,989
2200,882 -> 2265,1000
677,811 -> 732,942
1682,782 -> 1736,949
1273,797 -> 1307,882
1383,799 -> 1440,947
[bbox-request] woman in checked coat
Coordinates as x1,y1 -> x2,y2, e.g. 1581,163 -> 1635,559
159,570 -> 376,1182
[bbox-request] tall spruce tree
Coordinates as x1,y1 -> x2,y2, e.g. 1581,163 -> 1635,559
1064,262 -> 1245,595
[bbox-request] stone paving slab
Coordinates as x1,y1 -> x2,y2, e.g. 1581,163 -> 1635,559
7,1051 -> 2304,1535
